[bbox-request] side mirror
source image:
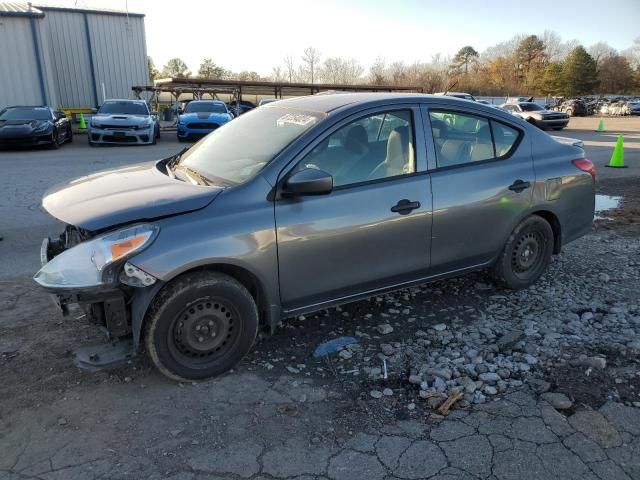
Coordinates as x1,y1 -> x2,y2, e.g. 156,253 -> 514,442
283,168 -> 333,196
54,111 -> 66,120
91,108 -> 98,114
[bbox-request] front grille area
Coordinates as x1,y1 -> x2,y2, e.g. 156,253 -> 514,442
187,122 -> 219,130
103,135 -> 137,143
101,124 -> 137,130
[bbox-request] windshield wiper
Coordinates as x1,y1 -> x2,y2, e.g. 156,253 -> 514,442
175,164 -> 210,186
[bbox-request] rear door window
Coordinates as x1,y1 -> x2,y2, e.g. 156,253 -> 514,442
429,110 -> 521,168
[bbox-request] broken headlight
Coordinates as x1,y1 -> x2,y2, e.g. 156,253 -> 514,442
34,224 -> 159,289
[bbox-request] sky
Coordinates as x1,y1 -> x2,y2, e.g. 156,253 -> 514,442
38,0 -> 640,76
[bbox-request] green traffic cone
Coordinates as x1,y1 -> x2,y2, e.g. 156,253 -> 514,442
606,135 -> 627,168
79,113 -> 87,129
596,119 -> 604,132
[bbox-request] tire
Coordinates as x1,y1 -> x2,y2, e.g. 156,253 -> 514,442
552,127 -> 563,131
48,131 -> 60,149
88,135 -> 95,147
144,271 -> 259,381
492,215 -> 554,290
156,126 -> 161,139
67,125 -> 73,143
566,108 -> 573,117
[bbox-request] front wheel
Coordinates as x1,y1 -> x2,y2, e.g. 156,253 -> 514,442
493,215 -> 554,289
144,272 -> 259,381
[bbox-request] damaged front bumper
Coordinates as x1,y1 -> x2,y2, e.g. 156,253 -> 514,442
35,226 -> 161,371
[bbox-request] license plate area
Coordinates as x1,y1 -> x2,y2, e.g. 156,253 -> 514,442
113,131 -> 126,137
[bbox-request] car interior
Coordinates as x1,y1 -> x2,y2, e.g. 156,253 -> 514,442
297,111 -> 415,187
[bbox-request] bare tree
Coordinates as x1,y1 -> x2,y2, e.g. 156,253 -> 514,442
301,47 -> 322,84
369,57 -> 387,84
283,56 -> 296,83
271,66 -> 286,82
588,42 -> 617,67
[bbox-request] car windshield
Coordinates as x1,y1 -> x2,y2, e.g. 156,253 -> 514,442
184,102 -> 227,114
179,106 -> 325,185
98,101 -> 148,115
0,107 -> 51,121
520,103 -> 544,112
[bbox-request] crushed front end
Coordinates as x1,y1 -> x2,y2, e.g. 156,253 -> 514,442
35,224 -> 161,371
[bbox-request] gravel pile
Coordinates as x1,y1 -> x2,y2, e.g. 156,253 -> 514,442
277,232 -> 640,411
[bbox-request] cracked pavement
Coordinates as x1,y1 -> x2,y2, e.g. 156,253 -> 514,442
0,370 -> 638,480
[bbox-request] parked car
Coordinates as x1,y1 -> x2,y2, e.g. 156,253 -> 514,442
628,101 -> 640,116
500,102 -> 569,130
88,99 -> 160,146
555,99 -> 588,117
34,94 -> 595,380
0,106 -> 71,149
258,98 -> 279,106
226,100 -> 256,116
177,100 -> 233,142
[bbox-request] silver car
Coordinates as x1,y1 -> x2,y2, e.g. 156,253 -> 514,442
501,102 -> 570,130
34,93 -> 596,380
88,99 -> 160,146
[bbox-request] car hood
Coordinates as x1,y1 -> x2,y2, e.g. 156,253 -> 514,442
92,114 -> 151,126
179,112 -> 231,122
0,119 -> 51,128
42,160 -> 223,231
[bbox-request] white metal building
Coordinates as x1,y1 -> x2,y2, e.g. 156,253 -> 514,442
0,2 -> 148,109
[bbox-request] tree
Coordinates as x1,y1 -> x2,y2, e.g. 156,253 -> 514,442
320,57 -> 364,84
598,55 -> 636,93
369,57 -> 387,85
588,42 -> 616,67
198,58 -> 227,80
271,66 -> 286,82
147,56 -> 159,82
561,46 -> 599,96
161,58 -> 190,78
515,35 -> 547,91
301,47 -> 321,83
451,46 -> 479,75
539,62 -> 564,96
283,56 -> 296,82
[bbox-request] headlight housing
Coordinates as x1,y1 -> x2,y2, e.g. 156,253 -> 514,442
34,122 -> 51,133
34,224 -> 159,290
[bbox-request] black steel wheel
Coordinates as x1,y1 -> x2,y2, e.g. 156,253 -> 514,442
493,215 -> 554,289
144,272 -> 259,381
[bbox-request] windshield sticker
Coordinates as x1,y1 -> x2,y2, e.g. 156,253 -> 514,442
276,113 -> 317,128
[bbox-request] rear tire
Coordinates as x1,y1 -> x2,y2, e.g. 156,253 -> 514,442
144,272 -> 259,381
493,215 -> 554,290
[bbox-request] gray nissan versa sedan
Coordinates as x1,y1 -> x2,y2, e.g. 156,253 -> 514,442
34,93 -> 596,380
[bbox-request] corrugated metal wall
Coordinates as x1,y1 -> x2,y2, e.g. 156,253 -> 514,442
88,15 -> 148,104
0,16 -> 57,108
41,9 -> 148,108
41,9 -> 96,108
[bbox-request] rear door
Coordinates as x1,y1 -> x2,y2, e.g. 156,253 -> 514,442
422,105 -> 535,273
275,105 -> 432,312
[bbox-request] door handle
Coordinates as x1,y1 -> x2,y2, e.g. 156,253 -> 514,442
508,180 -> 531,193
391,199 -> 421,215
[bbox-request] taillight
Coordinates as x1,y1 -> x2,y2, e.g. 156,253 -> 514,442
572,158 -> 596,180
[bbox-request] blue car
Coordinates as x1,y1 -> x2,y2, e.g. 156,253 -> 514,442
177,100 -> 233,141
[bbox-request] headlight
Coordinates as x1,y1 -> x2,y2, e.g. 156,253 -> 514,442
34,224 -> 159,289
91,122 -> 102,129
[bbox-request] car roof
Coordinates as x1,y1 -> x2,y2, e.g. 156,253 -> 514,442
103,99 -> 146,104
5,105 -> 49,108
189,100 -> 225,104
266,92 -> 486,114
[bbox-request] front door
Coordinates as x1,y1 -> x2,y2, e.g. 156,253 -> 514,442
275,107 -> 432,312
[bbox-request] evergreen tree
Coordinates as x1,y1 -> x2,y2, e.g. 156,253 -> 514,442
561,47 -> 599,96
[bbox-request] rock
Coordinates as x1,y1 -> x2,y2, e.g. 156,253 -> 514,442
170,429 -> 183,437
627,340 -> 640,352
433,377 -> 447,391
428,367 -> 453,380
581,311 -> 594,322
541,392 -> 573,410
523,354 -> 538,365
597,273 -> 610,282
484,385 -> 498,395
377,324 -> 394,335
479,372 -> 501,383
370,390 -> 383,399
583,356 -> 607,369
338,349 -> 353,360
286,366 -> 300,374
433,323 -> 447,332
380,343 -> 395,356
382,388 -> 393,396
497,330 -> 524,349
427,396 -> 445,409
407,403 -> 416,410
57,417 -> 67,426
408,374 -> 422,385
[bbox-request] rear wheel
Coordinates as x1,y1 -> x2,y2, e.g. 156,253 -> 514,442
493,215 -> 554,289
144,272 -> 259,381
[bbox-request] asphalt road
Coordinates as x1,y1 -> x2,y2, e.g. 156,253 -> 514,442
0,117 -> 638,280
